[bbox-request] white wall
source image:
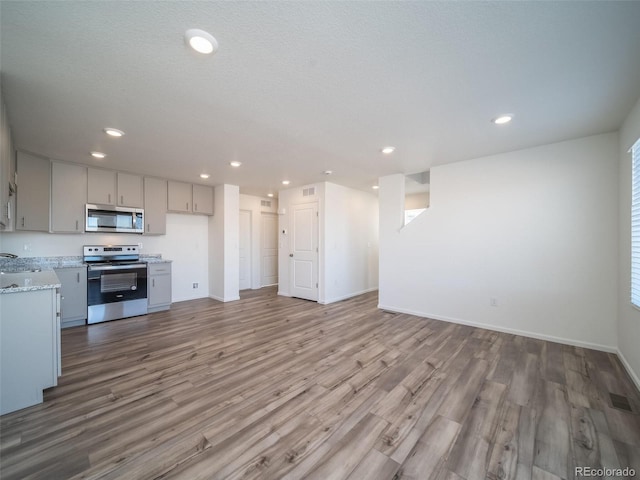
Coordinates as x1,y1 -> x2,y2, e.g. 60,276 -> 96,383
323,182 -> 379,303
618,97 -> 640,387
239,194 -> 278,289
278,182 -> 379,303
208,184 -> 240,302
379,133 -> 619,351
0,213 -> 210,302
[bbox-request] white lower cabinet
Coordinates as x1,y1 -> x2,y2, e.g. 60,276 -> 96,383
148,262 -> 172,313
0,288 -> 60,415
54,267 -> 88,328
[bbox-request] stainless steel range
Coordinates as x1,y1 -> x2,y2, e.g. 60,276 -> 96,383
84,245 -> 148,324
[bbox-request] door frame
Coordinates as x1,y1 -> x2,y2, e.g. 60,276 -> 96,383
260,212 -> 279,287
289,201 -> 319,301
239,209 -> 252,291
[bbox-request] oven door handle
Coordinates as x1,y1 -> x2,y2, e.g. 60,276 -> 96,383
88,264 -> 146,272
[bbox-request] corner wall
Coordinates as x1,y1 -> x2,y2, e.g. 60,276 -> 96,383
618,97 -> 640,388
379,133 -> 619,352
209,184 -> 240,302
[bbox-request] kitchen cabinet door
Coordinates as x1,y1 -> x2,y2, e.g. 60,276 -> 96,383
193,184 -> 214,215
148,263 -> 172,312
0,99 -> 15,231
143,177 -> 167,235
51,162 -> 87,233
117,172 -> 143,208
54,267 -> 88,327
0,288 -> 59,415
88,168 -> 116,205
167,181 -> 192,213
16,151 -> 50,232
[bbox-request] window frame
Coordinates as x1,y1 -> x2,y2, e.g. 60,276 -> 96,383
631,138 -> 640,308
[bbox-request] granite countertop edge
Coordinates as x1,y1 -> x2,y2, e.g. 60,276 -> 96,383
0,271 -> 62,294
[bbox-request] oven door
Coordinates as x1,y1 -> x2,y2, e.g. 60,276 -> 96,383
87,264 -> 148,306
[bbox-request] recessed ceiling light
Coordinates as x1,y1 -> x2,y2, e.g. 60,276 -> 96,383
381,146 -> 395,154
104,128 -> 124,137
492,114 -> 513,125
267,193 -> 274,198
372,185 -> 379,190
282,180 -> 290,185
91,151 -> 106,159
185,29 -> 218,55
323,170 -> 333,175
200,173 -> 210,179
230,161 -> 242,167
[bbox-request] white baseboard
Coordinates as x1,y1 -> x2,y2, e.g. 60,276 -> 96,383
377,303 -> 618,353
320,287 -> 379,305
616,348 -> 640,392
209,294 -> 240,302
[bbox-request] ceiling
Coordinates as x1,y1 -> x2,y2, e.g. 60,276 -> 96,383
1,1 -> 640,198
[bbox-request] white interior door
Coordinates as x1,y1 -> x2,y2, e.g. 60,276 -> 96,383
261,213 -> 278,286
290,202 -> 318,301
239,210 -> 251,290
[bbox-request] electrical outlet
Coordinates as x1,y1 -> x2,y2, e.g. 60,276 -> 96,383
193,283 -> 198,289
137,242 -> 143,249
490,297 -> 498,307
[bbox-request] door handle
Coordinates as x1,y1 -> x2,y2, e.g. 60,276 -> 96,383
289,253 -> 293,257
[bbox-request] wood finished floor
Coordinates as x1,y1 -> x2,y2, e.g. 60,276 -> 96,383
1,287 -> 639,480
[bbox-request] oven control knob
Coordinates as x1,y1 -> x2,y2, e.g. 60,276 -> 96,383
131,286 -> 137,290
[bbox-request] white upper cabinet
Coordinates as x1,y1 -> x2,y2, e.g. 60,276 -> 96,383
168,181 -> 213,215
167,181 -> 192,213
51,162 -> 87,233
117,172 -> 143,208
88,169 -> 143,208
193,184 -> 214,215
16,151 -> 50,232
87,168 -> 116,205
144,177 -> 167,235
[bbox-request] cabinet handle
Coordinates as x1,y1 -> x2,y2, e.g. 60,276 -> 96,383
76,272 -> 80,282
75,220 -> 79,230
147,223 -> 150,232
121,195 -> 124,205
152,278 -> 155,287
186,202 -> 189,210
21,217 -> 25,227
195,203 -> 198,211
108,193 -> 111,204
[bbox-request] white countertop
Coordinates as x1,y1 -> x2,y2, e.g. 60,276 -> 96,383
0,271 -> 61,294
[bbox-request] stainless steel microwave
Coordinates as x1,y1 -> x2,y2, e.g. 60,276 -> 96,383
85,204 -> 144,234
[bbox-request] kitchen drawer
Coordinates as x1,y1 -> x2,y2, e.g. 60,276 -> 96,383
148,263 -> 171,275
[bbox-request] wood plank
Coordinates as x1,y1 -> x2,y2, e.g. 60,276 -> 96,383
345,448 -> 400,480
532,381 -> 571,479
399,415 -> 461,480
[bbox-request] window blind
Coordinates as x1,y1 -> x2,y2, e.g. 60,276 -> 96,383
631,138 -> 640,307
